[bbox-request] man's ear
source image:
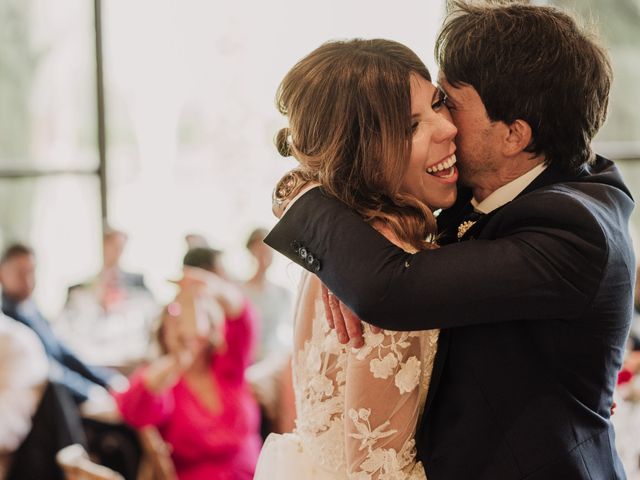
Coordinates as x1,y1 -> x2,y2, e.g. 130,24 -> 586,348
502,119 -> 533,157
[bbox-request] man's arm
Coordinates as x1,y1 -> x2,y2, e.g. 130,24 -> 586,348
265,187 -> 607,331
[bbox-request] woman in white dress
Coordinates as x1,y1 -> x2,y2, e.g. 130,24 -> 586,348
254,38 -> 458,479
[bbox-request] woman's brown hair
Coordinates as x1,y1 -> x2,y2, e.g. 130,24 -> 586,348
274,39 -> 437,251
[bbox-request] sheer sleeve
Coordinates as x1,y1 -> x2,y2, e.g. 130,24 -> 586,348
343,222 -> 435,479
344,324 -> 435,479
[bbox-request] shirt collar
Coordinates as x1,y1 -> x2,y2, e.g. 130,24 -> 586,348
471,163 -> 548,214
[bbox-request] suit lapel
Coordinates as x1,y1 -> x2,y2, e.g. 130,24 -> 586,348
421,163 -> 588,431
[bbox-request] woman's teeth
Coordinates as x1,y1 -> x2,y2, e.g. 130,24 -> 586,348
426,154 -> 457,175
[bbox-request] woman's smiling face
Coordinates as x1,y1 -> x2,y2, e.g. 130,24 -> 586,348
400,73 -> 458,210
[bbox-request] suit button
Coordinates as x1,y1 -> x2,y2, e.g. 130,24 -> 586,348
299,247 -> 308,259
291,241 -> 301,253
312,259 -> 321,273
306,254 -> 315,265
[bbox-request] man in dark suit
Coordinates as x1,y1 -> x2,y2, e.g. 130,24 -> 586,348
264,3 -> 633,479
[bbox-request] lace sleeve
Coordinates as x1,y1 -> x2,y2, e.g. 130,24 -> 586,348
344,323 -> 435,479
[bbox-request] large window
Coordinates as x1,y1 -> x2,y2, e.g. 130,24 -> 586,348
1,0 -> 447,313
0,0 -> 102,316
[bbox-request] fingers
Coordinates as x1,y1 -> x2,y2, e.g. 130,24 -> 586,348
320,284 -> 365,348
329,292 -> 349,344
339,302 -> 364,348
321,284 -> 335,329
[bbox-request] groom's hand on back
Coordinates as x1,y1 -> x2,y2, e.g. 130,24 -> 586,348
321,284 -> 378,348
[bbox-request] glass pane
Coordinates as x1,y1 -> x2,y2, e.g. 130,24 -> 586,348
0,0 -> 98,171
0,175 -> 102,317
551,0 -> 640,146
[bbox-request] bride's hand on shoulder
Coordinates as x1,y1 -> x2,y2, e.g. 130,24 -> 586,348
321,283 -> 380,348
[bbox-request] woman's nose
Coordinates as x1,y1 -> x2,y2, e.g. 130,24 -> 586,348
435,115 -> 457,143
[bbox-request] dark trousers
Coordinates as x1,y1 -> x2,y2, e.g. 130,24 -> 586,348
7,381 -> 86,480
84,418 -> 141,479
7,381 -> 142,480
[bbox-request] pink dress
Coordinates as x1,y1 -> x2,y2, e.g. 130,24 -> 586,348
114,302 -> 262,480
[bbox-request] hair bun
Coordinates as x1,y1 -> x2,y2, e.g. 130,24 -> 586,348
276,128 -> 293,157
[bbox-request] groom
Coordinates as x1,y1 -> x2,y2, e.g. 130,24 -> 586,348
264,2 -> 634,480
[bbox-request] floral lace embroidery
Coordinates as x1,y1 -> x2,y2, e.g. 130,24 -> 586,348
291,275 -> 438,480
294,298 -> 349,472
346,327 -> 433,479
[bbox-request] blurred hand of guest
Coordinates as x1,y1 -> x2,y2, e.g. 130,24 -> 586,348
178,266 -> 244,318
80,385 -> 121,423
143,346 -> 199,394
108,373 -> 130,393
143,311 -> 203,394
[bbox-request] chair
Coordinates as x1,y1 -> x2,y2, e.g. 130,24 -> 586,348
56,444 -> 124,480
136,427 -> 177,480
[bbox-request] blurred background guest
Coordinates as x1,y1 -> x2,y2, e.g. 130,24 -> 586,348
114,255 -> 261,480
0,243 -> 140,479
183,246 -> 229,281
68,227 -> 152,311
0,244 -> 122,405
242,228 -> 296,438
57,228 -> 158,370
242,227 -> 292,363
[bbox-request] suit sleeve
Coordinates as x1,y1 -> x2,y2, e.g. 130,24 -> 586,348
58,342 -> 115,388
264,187 -> 607,331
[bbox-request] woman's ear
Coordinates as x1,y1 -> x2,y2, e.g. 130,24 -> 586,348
502,119 -> 533,157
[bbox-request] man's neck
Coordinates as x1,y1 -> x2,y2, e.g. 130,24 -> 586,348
472,157 -> 545,202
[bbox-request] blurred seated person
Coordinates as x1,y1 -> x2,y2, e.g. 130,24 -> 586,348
68,228 -> 152,311
0,244 -> 125,407
242,230 -> 296,437
60,229 -> 157,368
0,311 -> 49,478
113,256 -> 262,480
0,244 -> 140,479
243,228 -> 292,363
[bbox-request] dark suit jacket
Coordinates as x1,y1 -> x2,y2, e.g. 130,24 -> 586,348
265,156 -> 634,479
2,295 -> 115,403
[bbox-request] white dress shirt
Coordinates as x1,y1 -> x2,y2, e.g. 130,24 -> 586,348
0,313 -> 48,478
471,163 -> 548,214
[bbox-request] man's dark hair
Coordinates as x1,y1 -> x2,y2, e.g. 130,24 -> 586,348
436,1 -> 612,172
182,247 -> 221,272
0,243 -> 34,265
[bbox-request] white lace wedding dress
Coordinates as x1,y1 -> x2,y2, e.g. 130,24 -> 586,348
254,251 -> 439,479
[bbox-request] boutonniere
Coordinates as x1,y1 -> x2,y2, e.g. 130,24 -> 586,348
457,220 -> 477,240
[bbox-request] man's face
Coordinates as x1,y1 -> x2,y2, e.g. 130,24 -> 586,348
438,73 -> 503,190
0,254 -> 36,302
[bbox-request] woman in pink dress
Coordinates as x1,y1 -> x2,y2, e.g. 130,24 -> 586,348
114,266 -> 261,480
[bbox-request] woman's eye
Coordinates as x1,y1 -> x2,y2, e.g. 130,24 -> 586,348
432,94 -> 448,111
411,121 -> 420,134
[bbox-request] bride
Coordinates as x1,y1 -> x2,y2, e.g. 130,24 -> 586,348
254,38 -> 458,479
